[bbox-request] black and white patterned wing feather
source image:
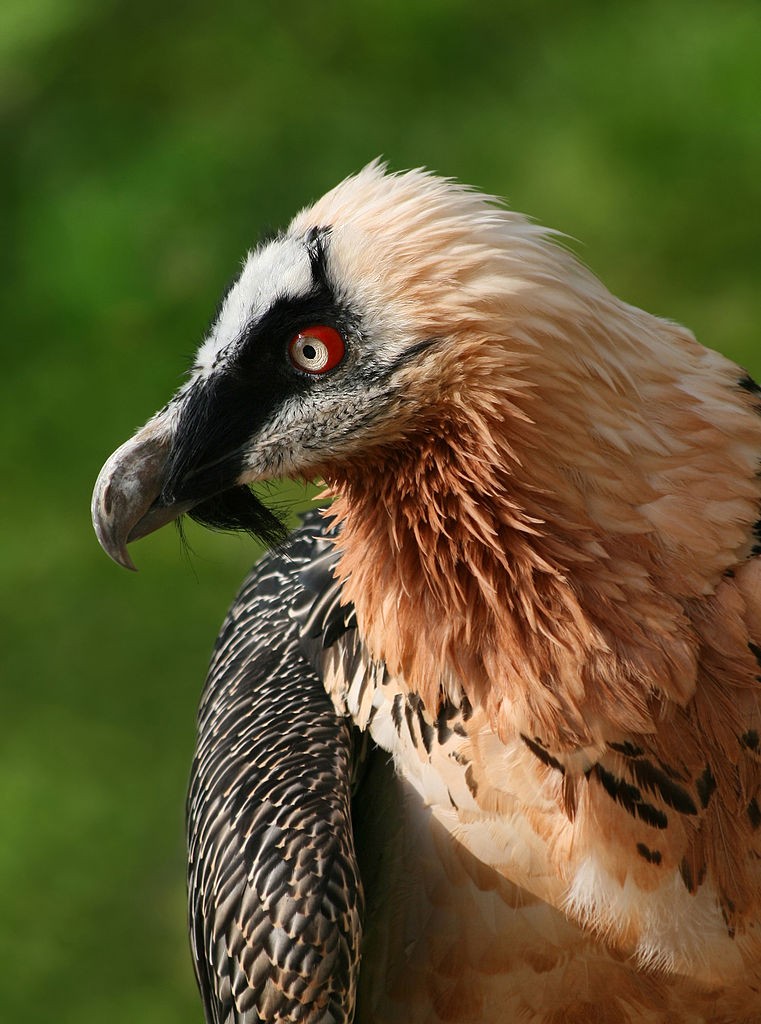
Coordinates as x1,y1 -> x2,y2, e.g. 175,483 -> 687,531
187,514 -> 363,1024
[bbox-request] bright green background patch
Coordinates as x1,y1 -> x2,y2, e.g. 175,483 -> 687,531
2,2 -> 760,1020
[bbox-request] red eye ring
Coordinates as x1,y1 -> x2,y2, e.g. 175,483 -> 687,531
288,325 -> 345,375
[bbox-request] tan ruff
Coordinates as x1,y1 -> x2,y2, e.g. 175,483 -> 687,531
291,166 -> 761,754
322,347 -> 761,752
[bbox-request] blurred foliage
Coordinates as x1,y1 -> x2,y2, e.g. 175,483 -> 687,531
1,1 -> 760,1021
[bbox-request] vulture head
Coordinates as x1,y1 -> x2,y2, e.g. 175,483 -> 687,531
93,161 -> 518,569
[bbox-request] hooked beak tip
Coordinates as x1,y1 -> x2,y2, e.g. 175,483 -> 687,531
91,476 -> 140,571
91,429 -> 171,571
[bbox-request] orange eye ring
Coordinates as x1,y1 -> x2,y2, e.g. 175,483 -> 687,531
288,325 -> 345,375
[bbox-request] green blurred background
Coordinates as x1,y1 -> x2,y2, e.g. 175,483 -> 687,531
2,1 -> 760,1020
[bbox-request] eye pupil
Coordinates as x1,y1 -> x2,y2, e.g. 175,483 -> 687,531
302,344 -> 317,360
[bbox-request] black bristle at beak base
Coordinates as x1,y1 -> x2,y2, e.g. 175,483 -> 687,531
188,485 -> 290,549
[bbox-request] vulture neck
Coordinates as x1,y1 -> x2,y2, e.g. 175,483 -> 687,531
323,399 -> 698,749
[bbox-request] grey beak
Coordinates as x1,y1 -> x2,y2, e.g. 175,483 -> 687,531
91,423 -> 195,571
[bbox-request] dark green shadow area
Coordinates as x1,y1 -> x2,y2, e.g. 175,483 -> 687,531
2,1 -> 760,1020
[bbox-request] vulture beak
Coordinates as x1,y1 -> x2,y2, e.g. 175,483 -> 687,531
91,419 -> 198,572
92,389 -> 289,570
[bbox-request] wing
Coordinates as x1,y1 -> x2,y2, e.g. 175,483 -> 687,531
187,513 -> 363,1024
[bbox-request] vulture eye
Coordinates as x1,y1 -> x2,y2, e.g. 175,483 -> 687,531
288,325 -> 345,375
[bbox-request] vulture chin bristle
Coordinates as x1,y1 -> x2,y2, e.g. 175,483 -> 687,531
187,486 -> 290,549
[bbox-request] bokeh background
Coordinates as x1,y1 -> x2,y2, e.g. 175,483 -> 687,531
2,1 -> 760,1020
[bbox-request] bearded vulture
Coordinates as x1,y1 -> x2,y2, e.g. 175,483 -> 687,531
92,163 -> 761,1023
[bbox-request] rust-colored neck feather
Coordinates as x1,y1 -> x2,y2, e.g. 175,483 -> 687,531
297,167 -> 761,748
326,415 -> 671,747
322,340 -> 761,748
